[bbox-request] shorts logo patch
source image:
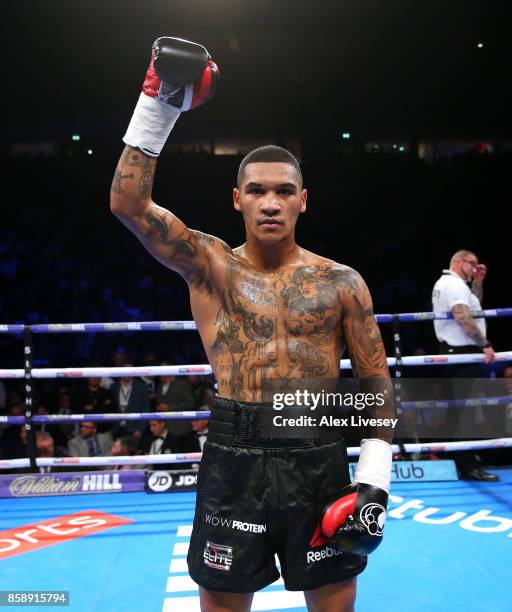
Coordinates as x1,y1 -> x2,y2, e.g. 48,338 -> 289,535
203,540 -> 233,571
360,503 -> 386,536
306,545 -> 343,564
205,514 -> 266,534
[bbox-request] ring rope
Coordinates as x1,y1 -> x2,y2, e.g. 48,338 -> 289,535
0,307 -> 511,335
1,438 -> 511,471
1,392 -> 511,427
1,351 -> 512,380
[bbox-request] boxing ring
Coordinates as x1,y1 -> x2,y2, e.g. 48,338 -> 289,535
1,308 -> 511,611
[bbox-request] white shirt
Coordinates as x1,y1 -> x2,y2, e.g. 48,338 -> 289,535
196,430 -> 208,451
432,269 -> 486,346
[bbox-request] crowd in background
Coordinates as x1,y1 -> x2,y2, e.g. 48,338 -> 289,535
0,351 -> 214,469
1,148 -> 511,469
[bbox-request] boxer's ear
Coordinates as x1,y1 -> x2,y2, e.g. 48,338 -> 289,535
233,187 -> 241,212
300,188 -> 307,214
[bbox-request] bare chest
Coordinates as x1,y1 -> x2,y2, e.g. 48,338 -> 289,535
222,264 -> 343,342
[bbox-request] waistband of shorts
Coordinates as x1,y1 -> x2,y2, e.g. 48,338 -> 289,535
207,396 -> 344,448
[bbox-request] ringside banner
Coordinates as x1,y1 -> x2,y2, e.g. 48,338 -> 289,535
0,511 -> 133,559
145,470 -> 198,493
350,460 -> 458,482
0,470 -> 145,498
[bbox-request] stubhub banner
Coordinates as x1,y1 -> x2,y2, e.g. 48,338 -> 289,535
349,460 -> 458,482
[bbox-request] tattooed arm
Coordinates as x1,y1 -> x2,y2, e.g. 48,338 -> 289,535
451,304 -> 488,347
341,269 -> 395,442
110,145 -> 217,285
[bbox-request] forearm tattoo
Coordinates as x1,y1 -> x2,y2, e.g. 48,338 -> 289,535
110,146 -> 157,199
452,304 -> 486,346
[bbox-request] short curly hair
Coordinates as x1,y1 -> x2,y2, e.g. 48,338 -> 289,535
237,145 -> 302,187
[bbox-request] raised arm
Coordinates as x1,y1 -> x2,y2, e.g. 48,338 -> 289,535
110,145 -> 213,284
110,36 -> 220,285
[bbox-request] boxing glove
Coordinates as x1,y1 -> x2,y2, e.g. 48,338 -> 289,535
123,37 -> 220,156
321,438 -> 392,556
322,482 -> 388,556
144,37 -> 219,111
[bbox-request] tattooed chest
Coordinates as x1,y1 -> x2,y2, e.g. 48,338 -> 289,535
215,274 -> 341,353
208,266 -> 343,397
224,267 -> 341,341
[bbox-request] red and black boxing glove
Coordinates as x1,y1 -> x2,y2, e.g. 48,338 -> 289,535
322,482 -> 388,556
321,438 -> 392,556
144,37 -> 220,111
124,36 -> 220,157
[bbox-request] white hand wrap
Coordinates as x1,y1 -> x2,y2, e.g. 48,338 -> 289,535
123,93 -> 181,157
354,438 -> 393,493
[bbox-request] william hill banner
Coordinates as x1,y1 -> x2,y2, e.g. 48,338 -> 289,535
0,471 -> 145,498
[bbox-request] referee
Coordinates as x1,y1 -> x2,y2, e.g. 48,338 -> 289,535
432,249 -> 498,481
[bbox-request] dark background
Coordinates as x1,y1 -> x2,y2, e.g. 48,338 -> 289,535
2,0 -> 511,369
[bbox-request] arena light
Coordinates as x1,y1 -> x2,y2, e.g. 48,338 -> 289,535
477,42 -> 484,48
72,134 -> 80,141
87,149 -> 93,155
342,132 -> 351,140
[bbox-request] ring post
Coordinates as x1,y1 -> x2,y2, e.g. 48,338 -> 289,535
23,325 -> 37,471
392,314 -> 407,455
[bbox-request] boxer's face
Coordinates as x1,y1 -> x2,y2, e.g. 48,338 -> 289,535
233,163 -> 307,244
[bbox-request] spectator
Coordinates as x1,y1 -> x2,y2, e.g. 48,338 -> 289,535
180,385 -> 214,453
109,435 -> 139,470
191,419 -> 209,452
110,365 -> 150,437
101,347 -> 129,390
138,420 -> 176,469
68,422 -> 113,458
73,376 -> 114,433
49,390 -> 77,448
140,352 -> 159,408
155,366 -> 195,442
36,430 -> 68,473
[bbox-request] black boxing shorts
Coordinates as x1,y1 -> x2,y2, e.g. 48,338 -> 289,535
187,397 -> 367,592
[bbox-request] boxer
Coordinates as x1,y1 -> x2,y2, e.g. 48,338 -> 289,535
111,36 -> 395,612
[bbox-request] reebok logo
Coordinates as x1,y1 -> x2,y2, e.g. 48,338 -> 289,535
307,545 -> 343,564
